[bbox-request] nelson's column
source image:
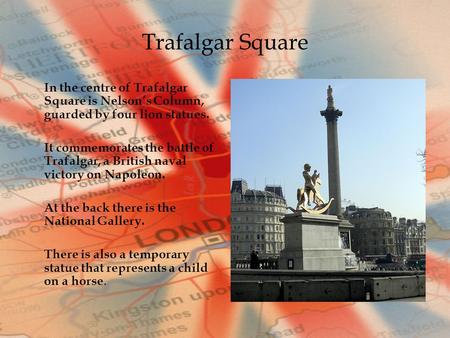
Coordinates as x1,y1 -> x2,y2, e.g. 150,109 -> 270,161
321,85 -> 343,217
278,85 -> 357,271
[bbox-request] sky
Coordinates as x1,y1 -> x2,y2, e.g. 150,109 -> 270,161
231,79 -> 425,221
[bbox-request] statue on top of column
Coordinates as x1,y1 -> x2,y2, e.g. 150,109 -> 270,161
327,85 -> 334,110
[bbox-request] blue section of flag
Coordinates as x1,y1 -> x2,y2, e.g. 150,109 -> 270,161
0,129 -> 86,187
428,240 -> 450,256
148,0 -> 234,84
0,1 -> 96,89
372,302 -> 449,337
428,202 -> 450,229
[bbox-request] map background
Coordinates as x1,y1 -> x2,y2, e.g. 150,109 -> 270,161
0,1 -> 449,337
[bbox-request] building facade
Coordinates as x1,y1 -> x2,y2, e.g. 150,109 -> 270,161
404,218 -> 426,260
231,179 -> 286,262
348,207 -> 395,258
394,217 -> 407,258
346,206 -> 426,264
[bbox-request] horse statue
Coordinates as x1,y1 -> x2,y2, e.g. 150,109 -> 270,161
295,164 -> 333,214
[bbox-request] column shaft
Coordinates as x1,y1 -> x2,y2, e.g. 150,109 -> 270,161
327,120 -> 342,217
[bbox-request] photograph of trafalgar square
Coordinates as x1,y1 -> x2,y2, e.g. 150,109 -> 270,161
230,79 -> 425,302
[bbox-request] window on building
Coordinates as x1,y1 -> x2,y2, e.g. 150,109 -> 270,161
288,259 -> 294,269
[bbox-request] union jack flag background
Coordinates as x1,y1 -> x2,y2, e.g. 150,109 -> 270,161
0,1 -> 449,337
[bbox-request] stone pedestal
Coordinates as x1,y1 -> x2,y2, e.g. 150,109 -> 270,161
338,218 -> 358,270
279,212 -> 348,270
